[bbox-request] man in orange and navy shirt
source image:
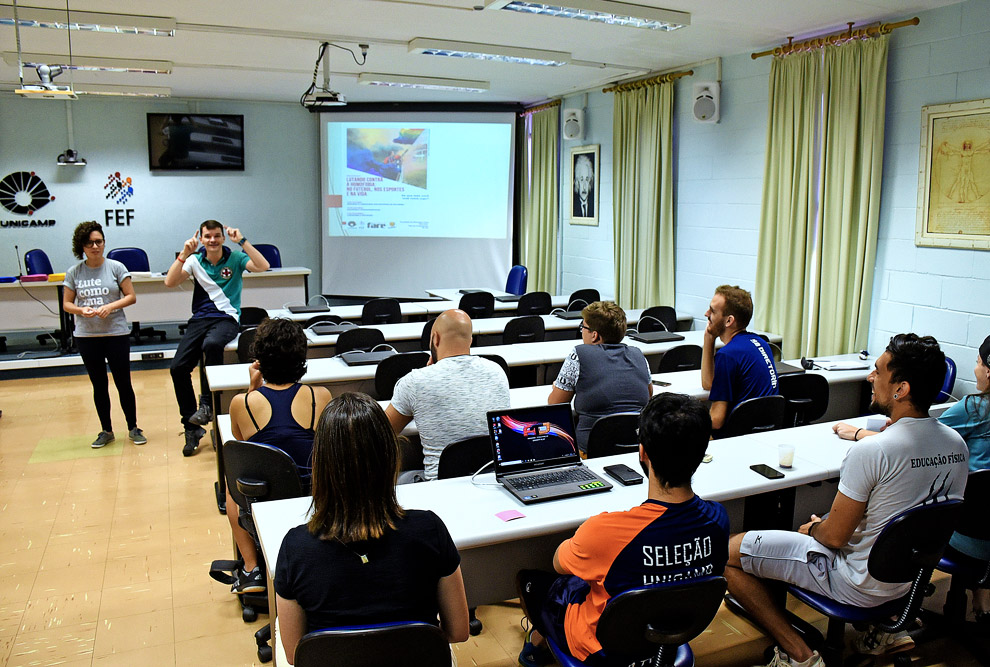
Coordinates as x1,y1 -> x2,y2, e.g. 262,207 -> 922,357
517,393 -> 729,666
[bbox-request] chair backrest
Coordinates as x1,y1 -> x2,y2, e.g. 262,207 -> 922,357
478,353 -> 510,379
868,500 -> 963,583
596,576 -> 727,663
374,351 -> 429,400
106,247 -> 151,272
777,373 -> 830,427
305,314 -> 343,328
657,344 -> 702,373
936,357 -> 957,403
222,440 -> 306,516
239,306 -> 268,328
567,288 -> 600,311
437,435 -> 492,479
458,291 -> 495,319
420,316 -> 438,352
586,412 -> 641,459
253,243 -> 282,269
336,327 -> 386,355
720,395 -> 787,438
294,622 -> 451,667
24,248 -> 54,275
503,315 -> 546,345
955,469 -> 990,542
505,264 -> 528,295
639,306 -> 677,333
516,291 -> 552,316
361,298 -> 402,325
237,327 -> 258,364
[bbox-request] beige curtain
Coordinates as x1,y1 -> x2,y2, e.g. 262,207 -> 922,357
808,35 -> 889,355
753,51 -> 822,359
612,82 -> 674,309
521,107 -> 559,293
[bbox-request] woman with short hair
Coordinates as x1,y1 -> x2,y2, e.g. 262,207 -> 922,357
274,393 -> 469,664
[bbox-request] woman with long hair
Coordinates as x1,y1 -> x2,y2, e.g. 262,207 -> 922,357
62,221 -> 143,448
274,393 -> 469,664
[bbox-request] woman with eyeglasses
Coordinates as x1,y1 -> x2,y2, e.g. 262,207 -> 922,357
62,221 -> 144,448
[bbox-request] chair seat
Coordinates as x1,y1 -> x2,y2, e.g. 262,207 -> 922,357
938,553 -> 990,580
547,636 -> 693,667
787,585 -> 910,624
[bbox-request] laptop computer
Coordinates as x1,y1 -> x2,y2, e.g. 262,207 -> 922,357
458,289 -> 487,295
339,350 -> 396,366
286,304 -> 331,314
487,404 -> 612,504
627,331 -> 685,344
495,294 -> 522,303
311,322 -> 357,336
775,361 -> 806,376
553,310 -> 584,320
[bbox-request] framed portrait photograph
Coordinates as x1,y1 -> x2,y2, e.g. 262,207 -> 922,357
569,144 -> 599,226
916,97 -> 990,250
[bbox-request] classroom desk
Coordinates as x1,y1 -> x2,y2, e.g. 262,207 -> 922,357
268,301 -> 436,324
0,279 -> 65,333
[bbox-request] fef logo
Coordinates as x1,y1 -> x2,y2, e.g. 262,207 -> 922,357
220,267 -> 233,279
0,171 -> 55,215
105,172 -> 134,205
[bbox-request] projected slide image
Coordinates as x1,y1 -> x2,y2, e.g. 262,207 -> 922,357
492,415 -> 577,464
346,128 -> 428,189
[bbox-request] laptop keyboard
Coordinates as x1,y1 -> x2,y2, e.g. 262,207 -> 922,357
509,467 -> 597,491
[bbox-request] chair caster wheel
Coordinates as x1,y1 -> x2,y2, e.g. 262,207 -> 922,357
258,645 -> 272,663
243,606 -> 257,622
469,618 -> 483,636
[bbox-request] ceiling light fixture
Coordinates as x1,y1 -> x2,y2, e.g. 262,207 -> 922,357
73,83 -> 171,97
484,0 -> 690,31
408,38 -> 570,66
5,52 -> 172,73
357,73 -> 489,93
0,5 -> 175,36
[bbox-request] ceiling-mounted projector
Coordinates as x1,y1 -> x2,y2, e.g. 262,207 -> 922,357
302,90 -> 347,109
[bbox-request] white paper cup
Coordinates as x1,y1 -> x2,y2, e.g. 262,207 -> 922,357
778,444 -> 795,469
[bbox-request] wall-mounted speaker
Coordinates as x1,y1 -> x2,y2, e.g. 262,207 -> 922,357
562,108 -> 584,140
692,82 -> 720,123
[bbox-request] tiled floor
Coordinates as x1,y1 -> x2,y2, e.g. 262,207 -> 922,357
0,368 -> 984,665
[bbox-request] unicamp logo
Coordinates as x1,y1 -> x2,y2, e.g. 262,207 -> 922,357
0,171 -> 55,215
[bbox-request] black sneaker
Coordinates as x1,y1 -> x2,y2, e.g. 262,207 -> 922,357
232,567 -> 265,594
188,396 -> 213,426
91,431 -> 115,449
182,426 -> 205,457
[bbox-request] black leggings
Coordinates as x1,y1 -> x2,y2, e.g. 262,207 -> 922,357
75,335 -> 137,432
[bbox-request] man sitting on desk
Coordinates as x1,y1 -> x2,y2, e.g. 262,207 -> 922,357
385,309 -> 509,481
516,393 -> 729,666
701,284 -> 777,434
164,220 -> 270,456
724,334 -> 968,667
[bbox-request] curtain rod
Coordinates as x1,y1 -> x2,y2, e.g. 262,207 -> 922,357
519,99 -> 561,117
751,16 -> 919,60
602,69 -> 693,94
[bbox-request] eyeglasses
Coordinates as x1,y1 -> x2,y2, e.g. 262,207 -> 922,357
578,323 -> 593,333
83,239 -> 105,247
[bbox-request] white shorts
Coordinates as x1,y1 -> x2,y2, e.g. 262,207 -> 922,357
739,530 -> 889,608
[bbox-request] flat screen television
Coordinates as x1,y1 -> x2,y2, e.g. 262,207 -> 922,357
147,113 -> 244,171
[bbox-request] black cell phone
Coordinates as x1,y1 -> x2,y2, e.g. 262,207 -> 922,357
603,463 -> 644,485
750,464 -> 785,480
651,379 -> 672,387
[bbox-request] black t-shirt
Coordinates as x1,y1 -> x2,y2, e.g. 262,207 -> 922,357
274,509 -> 460,633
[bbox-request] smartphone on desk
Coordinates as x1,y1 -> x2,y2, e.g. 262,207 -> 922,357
651,379 -> 672,387
750,464 -> 785,480
604,464 -> 644,486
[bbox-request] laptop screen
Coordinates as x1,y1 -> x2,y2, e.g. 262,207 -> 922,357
487,404 -> 580,475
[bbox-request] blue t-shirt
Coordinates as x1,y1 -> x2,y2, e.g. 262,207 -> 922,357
708,332 -> 778,410
184,246 -> 250,320
940,396 -> 990,560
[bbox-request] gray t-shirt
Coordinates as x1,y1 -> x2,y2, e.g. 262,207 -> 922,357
390,354 -> 510,480
64,259 -> 131,337
835,416 -> 968,597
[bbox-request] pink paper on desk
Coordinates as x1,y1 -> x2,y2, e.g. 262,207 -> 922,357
496,510 -> 525,522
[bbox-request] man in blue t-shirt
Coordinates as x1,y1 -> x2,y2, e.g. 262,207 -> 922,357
164,220 -> 269,456
701,284 -> 777,434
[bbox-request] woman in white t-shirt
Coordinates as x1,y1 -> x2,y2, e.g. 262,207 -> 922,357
62,221 -> 144,448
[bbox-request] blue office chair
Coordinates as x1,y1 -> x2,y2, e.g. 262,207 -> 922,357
253,243 -> 281,269
505,264 -> 528,295
24,248 -> 54,275
294,621 -> 451,667
106,247 -> 167,342
547,576 -> 726,667
936,356 -> 957,403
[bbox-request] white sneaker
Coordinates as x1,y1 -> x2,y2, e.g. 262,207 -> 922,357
852,627 -> 914,655
760,647 -> 824,667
